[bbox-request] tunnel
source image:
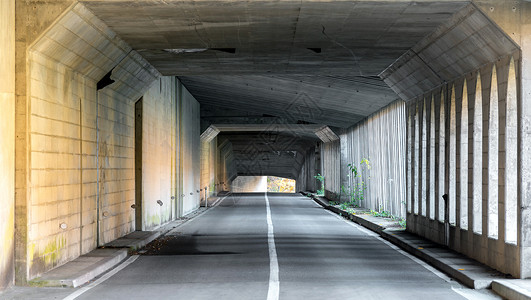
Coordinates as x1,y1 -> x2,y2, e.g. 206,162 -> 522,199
1,0 -> 531,298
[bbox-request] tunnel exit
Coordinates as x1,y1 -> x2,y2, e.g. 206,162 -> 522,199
230,176 -> 296,193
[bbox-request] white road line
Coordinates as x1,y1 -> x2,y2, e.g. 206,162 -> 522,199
376,237 -> 453,283
323,209 -> 377,237
62,255 -> 140,300
265,193 -> 280,300
181,194 -> 230,227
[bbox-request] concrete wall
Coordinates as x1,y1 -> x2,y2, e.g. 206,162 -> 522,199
200,137 -> 217,200
140,77 -> 177,230
0,0 -> 15,290
321,140 -> 341,201
231,176 -> 267,193
339,101 -> 407,218
296,146 -> 318,193
473,0 -> 531,280
217,139 -> 237,193
517,0 -> 531,280
22,3 -> 160,279
179,83 -> 201,215
381,3 -> 523,277
406,54 -> 520,277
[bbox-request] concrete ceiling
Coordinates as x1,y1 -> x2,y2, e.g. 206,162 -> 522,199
80,0 -> 472,179
82,0 -> 470,128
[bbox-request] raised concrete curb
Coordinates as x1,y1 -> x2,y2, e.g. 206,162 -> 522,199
381,230 -> 503,289
105,231 -> 160,251
492,280 -> 531,300
32,248 -> 127,288
30,199 -> 227,289
305,192 -> 508,290
310,193 -> 401,233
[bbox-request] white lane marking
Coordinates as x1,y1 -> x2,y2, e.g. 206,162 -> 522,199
323,209 -> 377,237
62,255 -> 140,300
377,237 -> 501,299
211,194 -> 229,207
177,194 -> 230,228
265,193 -> 280,300
376,237 -> 453,283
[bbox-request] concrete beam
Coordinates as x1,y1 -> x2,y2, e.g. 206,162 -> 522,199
380,3 -> 520,101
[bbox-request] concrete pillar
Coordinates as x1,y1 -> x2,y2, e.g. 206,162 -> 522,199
436,90 -> 445,221
518,2 -> 531,279
406,104 -> 413,214
428,95 -> 435,220
449,85 -> 456,226
419,97 -> 428,216
0,0 -> 15,290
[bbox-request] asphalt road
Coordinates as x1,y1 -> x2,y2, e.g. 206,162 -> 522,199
4,193 -> 501,300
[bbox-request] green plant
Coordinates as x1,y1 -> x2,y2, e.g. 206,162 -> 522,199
371,209 -> 391,218
314,173 -> 325,196
369,205 -> 407,229
340,201 -> 355,210
328,201 -> 339,206
341,158 -> 371,207
398,218 -> 406,228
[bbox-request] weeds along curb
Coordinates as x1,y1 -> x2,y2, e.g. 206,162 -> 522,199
303,192 -> 387,234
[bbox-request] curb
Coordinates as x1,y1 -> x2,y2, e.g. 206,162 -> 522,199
380,230 -> 491,289
67,250 -> 128,288
310,193 -> 386,234
492,280 -> 531,300
33,248 -> 128,288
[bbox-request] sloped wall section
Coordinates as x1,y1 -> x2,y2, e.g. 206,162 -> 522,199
19,2 -> 163,280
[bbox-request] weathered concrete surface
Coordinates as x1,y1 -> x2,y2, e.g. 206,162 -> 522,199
493,280 -> 531,300
0,0 -> 15,291
337,100 -> 407,218
381,4 -> 519,101
79,0 -> 476,128
179,82 -> 201,216
520,1 -> 531,281
32,248 -> 127,288
140,77 -> 177,230
19,3 -> 159,282
14,0 -> 77,286
404,56 -> 521,277
104,231 -> 159,251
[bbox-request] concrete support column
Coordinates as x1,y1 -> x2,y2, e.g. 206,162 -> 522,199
519,4 -> 531,278
419,97 -> 429,216
411,103 -> 420,214
0,0 -> 15,290
406,105 -> 415,213
455,82 -> 463,229
437,91 -> 446,221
